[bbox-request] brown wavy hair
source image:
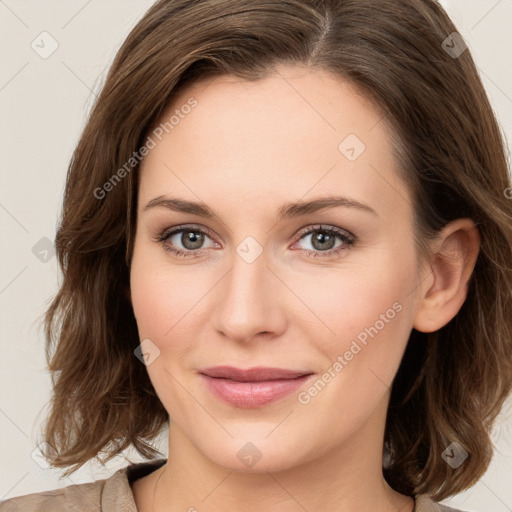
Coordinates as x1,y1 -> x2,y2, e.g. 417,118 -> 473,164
39,0 -> 512,501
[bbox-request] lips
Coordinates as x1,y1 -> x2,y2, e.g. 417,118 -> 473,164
199,366 -> 312,382
199,366 -> 314,408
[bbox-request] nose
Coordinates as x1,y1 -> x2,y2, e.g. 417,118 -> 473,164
210,241 -> 287,344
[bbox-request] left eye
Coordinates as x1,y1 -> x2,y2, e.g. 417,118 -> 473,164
293,225 -> 354,254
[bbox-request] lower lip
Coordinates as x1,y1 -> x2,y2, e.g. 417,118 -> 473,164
200,374 -> 314,408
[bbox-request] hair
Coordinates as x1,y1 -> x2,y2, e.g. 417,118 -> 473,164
39,0 -> 512,501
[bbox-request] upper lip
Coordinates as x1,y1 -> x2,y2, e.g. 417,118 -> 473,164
199,366 -> 313,382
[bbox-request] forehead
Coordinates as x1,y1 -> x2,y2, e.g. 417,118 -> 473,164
161,65 -> 385,144
138,65 -> 410,225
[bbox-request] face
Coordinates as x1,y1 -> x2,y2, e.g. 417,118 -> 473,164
129,64 -> 424,473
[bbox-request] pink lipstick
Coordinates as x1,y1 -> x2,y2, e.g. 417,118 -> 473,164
199,366 -> 314,408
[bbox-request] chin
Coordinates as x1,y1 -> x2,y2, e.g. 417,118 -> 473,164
197,435 -> 311,474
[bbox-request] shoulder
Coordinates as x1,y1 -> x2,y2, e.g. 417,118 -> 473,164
0,479 -> 103,511
0,458 -> 166,512
415,494 -> 472,512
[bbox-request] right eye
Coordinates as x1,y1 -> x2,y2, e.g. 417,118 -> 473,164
156,224 -> 218,258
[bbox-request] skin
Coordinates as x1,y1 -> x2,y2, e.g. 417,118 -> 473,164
128,64 -> 480,512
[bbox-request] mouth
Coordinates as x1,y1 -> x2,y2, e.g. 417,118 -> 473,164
198,366 -> 314,408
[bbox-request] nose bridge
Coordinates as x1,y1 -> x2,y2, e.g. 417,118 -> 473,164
211,234 -> 285,341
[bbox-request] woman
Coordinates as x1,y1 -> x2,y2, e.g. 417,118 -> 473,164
2,0 -> 511,511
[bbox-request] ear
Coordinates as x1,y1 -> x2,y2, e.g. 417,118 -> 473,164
413,218 -> 481,333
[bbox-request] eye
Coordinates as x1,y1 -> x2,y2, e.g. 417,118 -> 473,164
156,224 -> 218,258
155,223 -> 356,259
291,224 -> 355,258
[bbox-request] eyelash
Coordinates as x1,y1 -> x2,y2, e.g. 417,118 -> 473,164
155,224 -> 357,258
155,223 -> 356,259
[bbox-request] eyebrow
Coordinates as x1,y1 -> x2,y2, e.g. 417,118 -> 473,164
143,195 -> 378,220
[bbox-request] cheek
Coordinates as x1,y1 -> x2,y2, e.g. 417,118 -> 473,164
292,253 -> 417,432
130,262 -> 171,339
296,246 -> 417,374
129,244 -> 211,357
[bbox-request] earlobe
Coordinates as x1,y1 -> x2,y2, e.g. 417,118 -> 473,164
413,219 -> 481,333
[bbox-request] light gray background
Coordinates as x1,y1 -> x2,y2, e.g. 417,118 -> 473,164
1,1 -> 511,509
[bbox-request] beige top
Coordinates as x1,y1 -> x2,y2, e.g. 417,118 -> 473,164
0,458 -> 468,511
